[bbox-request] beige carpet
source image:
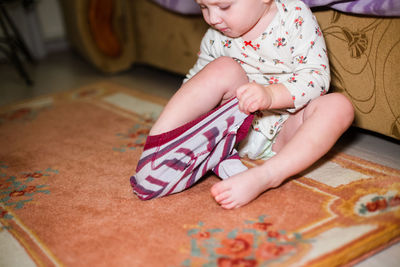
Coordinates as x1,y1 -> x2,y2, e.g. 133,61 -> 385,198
0,82 -> 399,266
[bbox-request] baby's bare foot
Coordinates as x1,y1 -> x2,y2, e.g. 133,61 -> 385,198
211,167 -> 279,209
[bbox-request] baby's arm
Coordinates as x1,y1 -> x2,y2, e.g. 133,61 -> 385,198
281,3 -> 330,113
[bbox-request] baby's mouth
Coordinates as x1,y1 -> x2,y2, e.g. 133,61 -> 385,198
217,27 -> 229,33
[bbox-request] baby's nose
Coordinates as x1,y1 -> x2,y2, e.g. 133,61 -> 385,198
209,10 -> 222,25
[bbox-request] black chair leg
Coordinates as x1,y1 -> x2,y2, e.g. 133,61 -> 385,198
0,44 -> 33,85
0,2 -> 34,63
0,1 -> 34,86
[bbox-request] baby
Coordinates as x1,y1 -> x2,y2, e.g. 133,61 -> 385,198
131,0 -> 354,209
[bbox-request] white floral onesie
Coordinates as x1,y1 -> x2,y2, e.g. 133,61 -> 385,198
185,0 -> 330,159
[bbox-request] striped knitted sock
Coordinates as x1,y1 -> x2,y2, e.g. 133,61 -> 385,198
130,98 -> 253,200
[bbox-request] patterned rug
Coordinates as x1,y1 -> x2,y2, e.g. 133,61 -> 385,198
0,82 -> 399,267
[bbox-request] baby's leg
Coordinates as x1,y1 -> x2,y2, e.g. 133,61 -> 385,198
211,93 -> 355,209
150,57 -> 248,135
131,98 -> 252,200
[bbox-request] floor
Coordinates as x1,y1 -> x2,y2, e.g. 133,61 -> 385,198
0,50 -> 399,266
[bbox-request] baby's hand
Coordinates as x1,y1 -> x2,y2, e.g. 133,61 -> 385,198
236,82 -> 273,114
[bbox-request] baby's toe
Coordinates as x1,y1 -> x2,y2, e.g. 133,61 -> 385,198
215,190 -> 231,203
211,181 -> 231,197
221,201 -> 239,210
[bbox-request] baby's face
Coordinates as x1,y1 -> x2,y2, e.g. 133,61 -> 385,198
196,0 -> 272,38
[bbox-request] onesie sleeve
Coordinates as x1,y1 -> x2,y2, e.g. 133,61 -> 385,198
281,2 -> 331,113
183,28 -> 222,83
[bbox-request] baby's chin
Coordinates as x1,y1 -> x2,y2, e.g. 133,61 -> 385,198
218,30 -> 241,38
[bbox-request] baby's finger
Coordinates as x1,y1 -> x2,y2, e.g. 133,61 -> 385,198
248,101 -> 258,113
236,85 -> 247,98
238,93 -> 248,113
239,97 -> 253,115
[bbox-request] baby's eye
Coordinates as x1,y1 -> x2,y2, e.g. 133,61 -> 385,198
219,5 -> 231,10
199,4 -> 207,9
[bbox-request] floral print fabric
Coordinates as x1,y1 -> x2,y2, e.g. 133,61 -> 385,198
185,0 -> 330,141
